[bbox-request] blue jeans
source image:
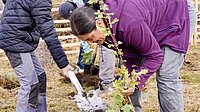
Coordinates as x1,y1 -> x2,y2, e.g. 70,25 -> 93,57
82,0 -> 88,4
157,47 -> 184,112
77,41 -> 91,69
77,46 -> 84,69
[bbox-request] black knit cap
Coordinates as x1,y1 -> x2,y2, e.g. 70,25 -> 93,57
59,1 -> 77,19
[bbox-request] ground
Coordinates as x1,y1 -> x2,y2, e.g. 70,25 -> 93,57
0,45 -> 200,112
0,0 -> 199,111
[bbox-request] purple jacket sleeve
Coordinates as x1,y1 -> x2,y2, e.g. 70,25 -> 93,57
125,20 -> 164,89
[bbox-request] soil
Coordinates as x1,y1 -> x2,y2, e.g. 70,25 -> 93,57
61,73 -> 100,89
62,73 -> 100,97
0,76 -> 19,89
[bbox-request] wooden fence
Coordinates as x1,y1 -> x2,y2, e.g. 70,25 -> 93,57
191,0 -> 200,45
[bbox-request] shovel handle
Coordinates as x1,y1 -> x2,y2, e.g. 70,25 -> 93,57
68,71 -> 84,93
92,44 -> 98,65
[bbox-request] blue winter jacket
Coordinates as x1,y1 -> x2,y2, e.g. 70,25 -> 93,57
0,0 -> 69,69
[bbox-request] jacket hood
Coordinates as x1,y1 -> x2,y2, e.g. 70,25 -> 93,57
105,0 -> 125,36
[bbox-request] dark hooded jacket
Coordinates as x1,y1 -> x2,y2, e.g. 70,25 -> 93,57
0,0 -> 68,69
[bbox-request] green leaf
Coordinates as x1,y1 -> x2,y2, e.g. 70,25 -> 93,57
107,109 -> 116,112
140,69 -> 148,74
101,4 -> 109,11
94,10 -> 104,19
115,95 -> 122,105
128,80 -> 138,88
117,41 -> 123,45
81,51 -> 93,65
108,44 -> 114,48
121,104 -> 132,112
87,0 -> 97,4
118,49 -> 123,55
111,18 -> 119,25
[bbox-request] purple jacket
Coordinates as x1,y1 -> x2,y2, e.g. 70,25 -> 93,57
105,0 -> 190,89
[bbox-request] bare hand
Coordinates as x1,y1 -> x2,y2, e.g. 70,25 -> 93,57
123,87 -> 135,96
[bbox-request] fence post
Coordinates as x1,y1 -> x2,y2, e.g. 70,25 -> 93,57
193,0 -> 199,45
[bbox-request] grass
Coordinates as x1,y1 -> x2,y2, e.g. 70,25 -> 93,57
181,71 -> 200,84
0,46 -> 200,112
0,52 -> 200,112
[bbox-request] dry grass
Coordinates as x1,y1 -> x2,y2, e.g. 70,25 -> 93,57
0,46 -> 200,112
52,0 -> 66,8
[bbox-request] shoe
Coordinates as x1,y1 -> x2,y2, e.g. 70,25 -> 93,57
99,80 -> 113,90
96,80 -> 113,94
74,65 -> 84,74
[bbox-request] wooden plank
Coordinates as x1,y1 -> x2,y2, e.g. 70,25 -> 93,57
56,28 -> 71,32
0,49 -> 4,54
190,35 -> 194,46
196,25 -> 200,28
195,32 -> 200,35
196,39 -> 200,42
52,8 -> 59,12
54,20 -> 70,24
65,50 -> 79,55
64,45 -> 98,55
0,50 -> 7,61
193,0 -> 199,45
58,35 -> 77,40
61,42 -> 80,48
0,57 -> 8,61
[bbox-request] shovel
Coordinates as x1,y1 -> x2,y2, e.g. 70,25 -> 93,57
68,71 -> 107,112
84,44 -> 99,75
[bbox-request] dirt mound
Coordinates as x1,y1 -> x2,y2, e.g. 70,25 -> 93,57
61,73 -> 100,89
0,76 -> 19,89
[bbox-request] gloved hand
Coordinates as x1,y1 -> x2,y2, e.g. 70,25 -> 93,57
62,64 -> 74,78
